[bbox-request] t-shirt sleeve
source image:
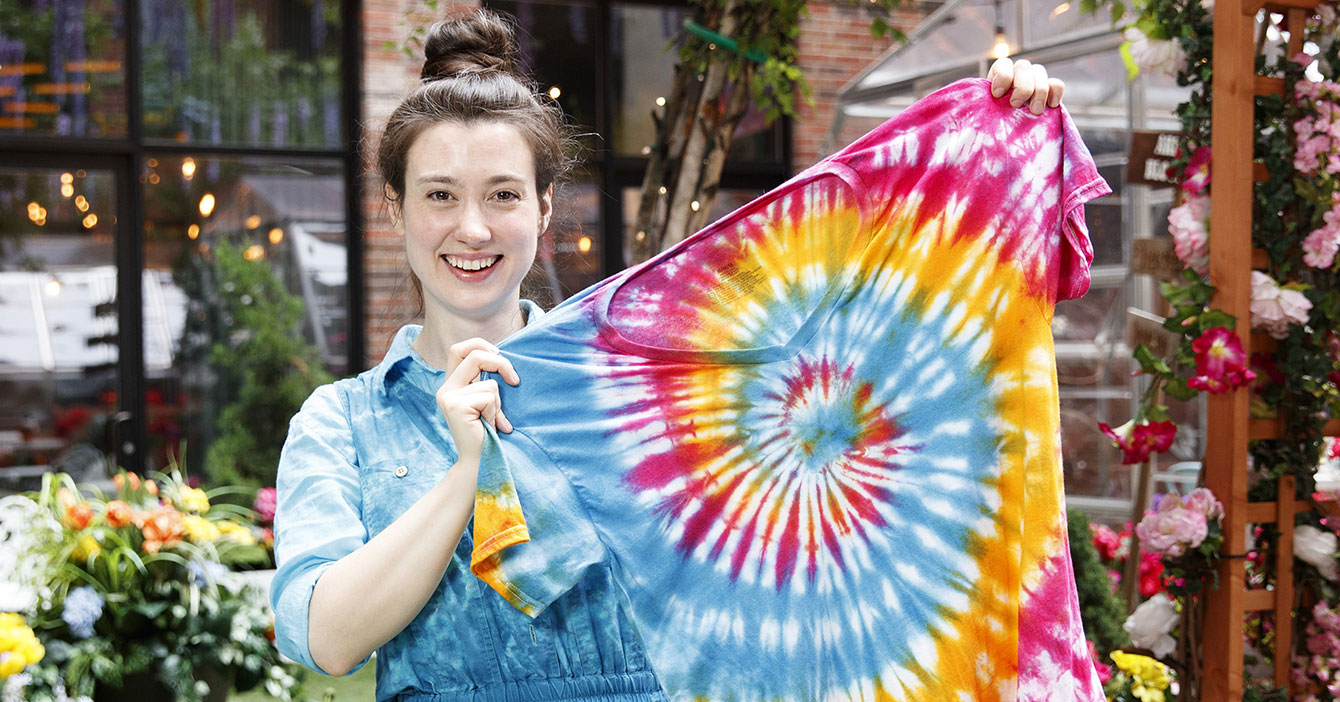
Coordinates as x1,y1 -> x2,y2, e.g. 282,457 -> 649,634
270,383 -> 372,676
1056,107 -> 1112,302
470,425 -> 608,616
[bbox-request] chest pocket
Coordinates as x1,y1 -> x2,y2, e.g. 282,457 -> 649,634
359,457 -> 448,537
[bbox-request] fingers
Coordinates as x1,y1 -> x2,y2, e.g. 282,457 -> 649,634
1009,59 -> 1035,108
1047,77 -> 1065,108
1028,63 -> 1049,115
988,57 -> 1014,98
438,378 -> 513,435
444,344 -> 520,389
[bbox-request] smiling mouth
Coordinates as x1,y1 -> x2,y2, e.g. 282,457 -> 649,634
442,255 -> 501,272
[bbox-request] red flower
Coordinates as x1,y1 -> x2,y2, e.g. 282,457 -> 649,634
1139,550 -> 1166,597
1181,146 -> 1212,195
1099,420 -> 1178,465
1091,524 -> 1121,561
1187,327 -> 1257,394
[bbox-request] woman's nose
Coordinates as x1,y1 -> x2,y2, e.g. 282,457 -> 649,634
454,202 -> 491,244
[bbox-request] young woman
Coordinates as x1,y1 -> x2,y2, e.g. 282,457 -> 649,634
271,10 -> 1063,701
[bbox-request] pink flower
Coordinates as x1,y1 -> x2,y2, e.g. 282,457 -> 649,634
1088,640 -> 1113,684
1186,327 -> 1257,394
1181,146 -> 1212,195
1168,194 -> 1210,275
1099,420 -> 1178,465
1250,271 -> 1313,339
1295,52 -> 1318,68
1138,550 -> 1166,597
1136,494 -> 1210,556
253,487 -> 277,525
1182,487 -> 1225,523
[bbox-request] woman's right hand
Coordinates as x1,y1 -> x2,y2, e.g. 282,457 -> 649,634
436,338 -> 521,463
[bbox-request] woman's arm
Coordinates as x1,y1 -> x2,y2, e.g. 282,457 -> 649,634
303,338 -> 520,676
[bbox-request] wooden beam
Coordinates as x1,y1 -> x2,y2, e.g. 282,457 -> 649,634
1253,162 -> 1269,182
1243,588 -> 1275,612
1251,418 -> 1340,439
1255,75 -> 1286,96
1274,476 -> 1297,686
1203,0 -> 1256,695
1250,333 -> 1277,354
1244,499 -> 1311,523
1243,0 -> 1321,15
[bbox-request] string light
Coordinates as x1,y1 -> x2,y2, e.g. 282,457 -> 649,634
548,85 -> 561,99
268,227 -> 284,244
181,157 -> 196,179
655,96 -> 666,107
60,173 -> 73,184
82,214 -> 98,229
991,0 -> 1010,59
44,277 -> 62,297
75,195 -> 89,212
243,244 -> 265,261
577,235 -> 592,253
188,224 -> 200,240
658,186 -> 667,195
60,183 -> 73,197
690,200 -> 701,212
245,214 -> 262,230
199,193 -> 215,217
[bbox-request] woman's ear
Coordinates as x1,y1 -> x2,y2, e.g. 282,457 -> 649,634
538,184 -> 553,234
385,183 -> 403,230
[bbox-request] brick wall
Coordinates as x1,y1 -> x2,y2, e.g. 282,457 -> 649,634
361,1 -> 481,364
792,4 -> 921,170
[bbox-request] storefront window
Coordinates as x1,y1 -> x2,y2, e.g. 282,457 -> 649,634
0,0 -> 128,137
0,166 -> 119,485
139,0 -> 343,147
140,155 -> 346,478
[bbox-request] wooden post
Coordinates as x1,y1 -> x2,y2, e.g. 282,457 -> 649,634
1200,0 -> 1256,697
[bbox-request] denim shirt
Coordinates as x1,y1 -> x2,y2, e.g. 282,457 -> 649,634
271,303 -> 666,702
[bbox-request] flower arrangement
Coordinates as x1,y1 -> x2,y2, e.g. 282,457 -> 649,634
1107,649 -> 1174,702
0,469 -> 299,702
1135,488 -> 1224,596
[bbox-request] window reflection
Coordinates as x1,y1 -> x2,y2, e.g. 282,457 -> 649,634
0,1 -> 128,137
0,167 -> 118,486
139,0 -> 343,147
529,175 -> 601,305
141,155 -> 347,478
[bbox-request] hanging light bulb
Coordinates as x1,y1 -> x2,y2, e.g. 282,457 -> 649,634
991,0 -> 1010,60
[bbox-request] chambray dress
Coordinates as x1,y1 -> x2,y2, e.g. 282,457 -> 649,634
271,302 -> 667,702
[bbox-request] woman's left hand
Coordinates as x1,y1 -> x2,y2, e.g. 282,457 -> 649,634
988,57 -> 1065,115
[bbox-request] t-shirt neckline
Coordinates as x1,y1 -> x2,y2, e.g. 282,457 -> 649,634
591,163 -> 868,365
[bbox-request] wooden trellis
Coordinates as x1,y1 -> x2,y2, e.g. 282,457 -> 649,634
1201,0 -> 1340,697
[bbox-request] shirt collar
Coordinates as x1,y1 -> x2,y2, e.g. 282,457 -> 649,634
373,299 -> 546,392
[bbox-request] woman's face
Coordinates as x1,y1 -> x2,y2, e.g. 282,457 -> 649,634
394,120 -> 551,324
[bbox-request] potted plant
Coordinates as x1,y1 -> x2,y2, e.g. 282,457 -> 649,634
0,467 -> 302,702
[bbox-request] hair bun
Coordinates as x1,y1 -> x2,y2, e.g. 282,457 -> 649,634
421,11 -> 520,81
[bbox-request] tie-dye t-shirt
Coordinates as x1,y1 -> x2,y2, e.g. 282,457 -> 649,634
469,78 -> 1111,702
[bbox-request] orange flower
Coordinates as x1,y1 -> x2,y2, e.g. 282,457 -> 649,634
105,500 -> 134,528
112,472 -> 142,493
144,480 -> 158,497
59,490 -> 94,531
137,506 -> 184,554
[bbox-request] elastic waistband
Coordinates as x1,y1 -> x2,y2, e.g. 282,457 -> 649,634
391,671 -> 667,702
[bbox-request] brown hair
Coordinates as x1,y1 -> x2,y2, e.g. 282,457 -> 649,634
377,9 -> 572,317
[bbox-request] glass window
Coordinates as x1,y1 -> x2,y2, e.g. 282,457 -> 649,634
139,0 -> 343,148
493,0 -> 599,140
140,155 -> 347,478
611,4 -> 686,156
530,174 -> 602,305
0,1 -> 128,137
0,165 -> 119,483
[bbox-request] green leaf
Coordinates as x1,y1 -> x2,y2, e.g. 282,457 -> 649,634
1199,310 -> 1238,330
1146,404 -> 1171,421
1119,41 -> 1140,81
1166,377 -> 1200,401
1133,344 -> 1174,377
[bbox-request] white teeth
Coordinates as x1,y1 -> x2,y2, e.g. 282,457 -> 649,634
443,255 -> 500,271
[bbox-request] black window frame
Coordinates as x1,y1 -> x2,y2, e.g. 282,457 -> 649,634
0,0 -> 365,473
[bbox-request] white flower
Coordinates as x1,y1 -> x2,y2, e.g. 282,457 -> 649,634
1294,524 -> 1340,580
1250,271 -> 1313,339
1124,593 -> 1179,657
1124,26 -> 1187,79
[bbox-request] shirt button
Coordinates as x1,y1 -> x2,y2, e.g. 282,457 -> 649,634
394,465 -> 408,478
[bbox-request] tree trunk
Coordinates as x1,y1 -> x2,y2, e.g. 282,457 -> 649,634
626,58 -> 697,264
683,68 -> 753,237
655,0 -> 747,253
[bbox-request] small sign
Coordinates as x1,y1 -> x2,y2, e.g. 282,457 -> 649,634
1131,238 -> 1184,279
1127,131 -> 1181,188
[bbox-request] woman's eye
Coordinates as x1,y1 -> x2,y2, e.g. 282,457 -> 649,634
428,190 -> 452,202
494,190 -> 520,202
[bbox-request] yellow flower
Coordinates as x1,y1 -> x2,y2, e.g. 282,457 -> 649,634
1110,650 -> 1171,702
182,514 -> 221,543
0,613 -> 44,679
72,533 -> 101,562
216,519 -> 257,545
177,486 -> 210,514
